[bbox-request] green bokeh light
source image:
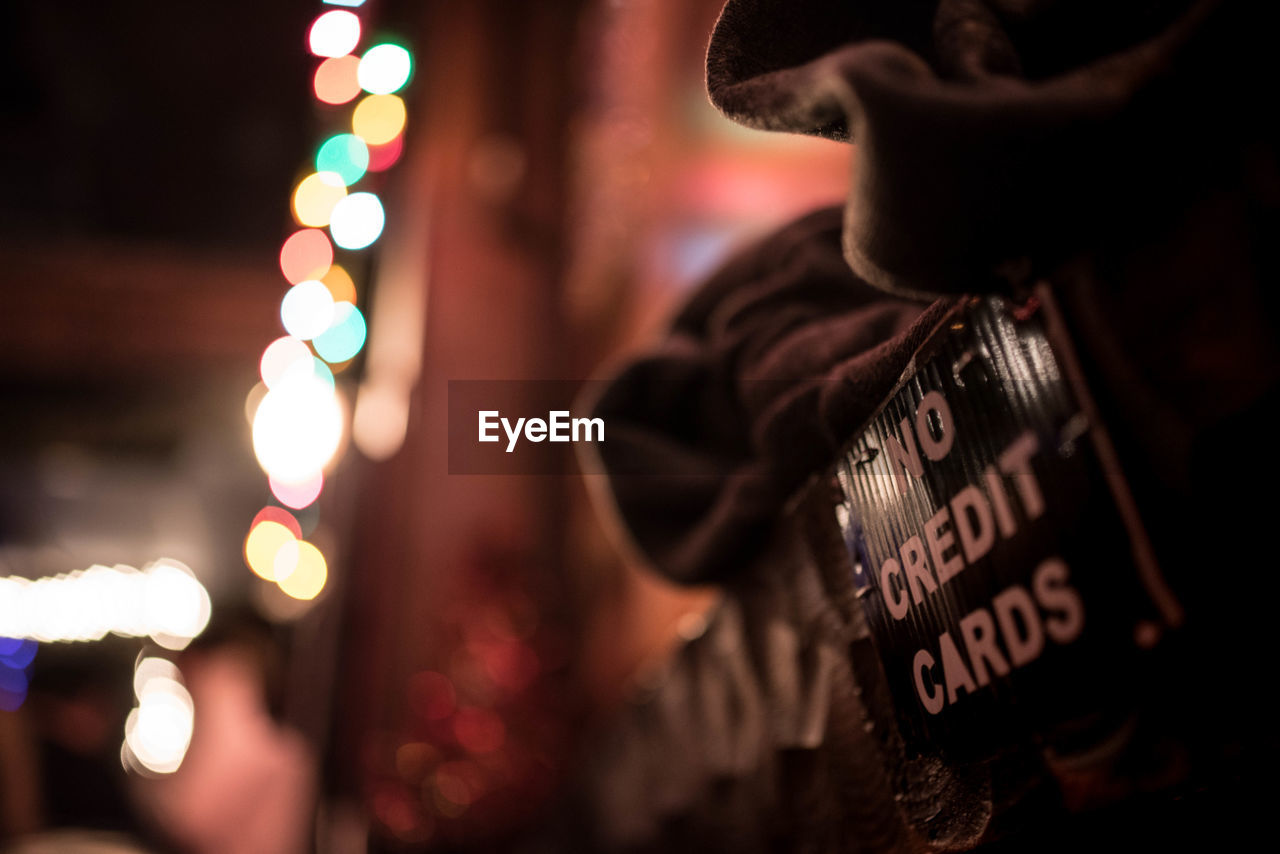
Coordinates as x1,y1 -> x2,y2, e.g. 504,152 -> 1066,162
313,302 -> 368,364
315,134 -> 369,186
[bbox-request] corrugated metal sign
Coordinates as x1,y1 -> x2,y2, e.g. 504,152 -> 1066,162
834,292 -> 1179,761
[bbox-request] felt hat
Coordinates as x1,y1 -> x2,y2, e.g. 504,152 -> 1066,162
705,0 -> 1263,297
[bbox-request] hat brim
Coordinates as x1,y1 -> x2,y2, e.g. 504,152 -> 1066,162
706,0 -> 938,140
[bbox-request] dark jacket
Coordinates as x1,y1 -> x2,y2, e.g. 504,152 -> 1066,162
575,1 -> 1279,849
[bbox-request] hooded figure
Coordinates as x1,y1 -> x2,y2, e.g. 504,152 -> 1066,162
571,1 -> 1279,850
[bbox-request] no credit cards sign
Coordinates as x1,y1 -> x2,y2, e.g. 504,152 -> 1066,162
835,293 -> 1177,761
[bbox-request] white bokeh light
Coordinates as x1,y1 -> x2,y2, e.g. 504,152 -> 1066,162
133,657 -> 182,698
358,44 -> 412,95
124,673 -> 194,775
281,280 -> 336,341
308,11 -> 361,58
0,561 -> 212,646
144,560 -> 213,651
329,192 -> 385,250
251,368 -> 344,483
260,336 -> 313,389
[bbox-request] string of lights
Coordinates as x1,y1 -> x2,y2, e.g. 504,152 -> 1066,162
244,0 -> 414,603
0,556 -> 212,756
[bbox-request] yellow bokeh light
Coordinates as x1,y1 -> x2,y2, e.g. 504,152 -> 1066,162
277,541 -> 328,601
352,95 -> 406,146
273,540 -> 300,583
321,264 -> 357,305
292,171 -> 348,227
244,521 -> 296,581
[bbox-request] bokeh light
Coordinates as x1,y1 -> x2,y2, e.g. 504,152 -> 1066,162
143,560 -> 213,650
0,667 -> 29,712
251,369 -> 344,483
133,656 -> 180,699
454,707 -> 506,754
281,280 -> 336,340
244,382 -> 268,425
245,520 -> 296,581
0,638 -> 37,669
250,8 -> 412,620
279,228 -> 333,284
395,742 -> 440,785
308,10 -> 361,58
352,379 -> 410,461
312,301 -> 368,363
269,471 -> 324,510
251,506 -> 303,538
124,667 -> 194,775
358,44 -> 412,95
292,171 -> 348,228
259,336 -> 313,388
367,136 -> 404,173
352,94 -> 406,145
321,264 -> 357,304
313,54 -> 362,105
432,761 -> 481,815
408,671 -> 456,721
0,638 -> 35,712
0,563 -> 211,646
329,192 -> 385,250
316,133 -> 370,186
275,354 -> 337,394
277,541 -> 328,601
273,540 -> 301,583
306,356 -> 337,390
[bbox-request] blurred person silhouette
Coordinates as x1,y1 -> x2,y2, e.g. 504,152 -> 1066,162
128,612 -> 315,854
